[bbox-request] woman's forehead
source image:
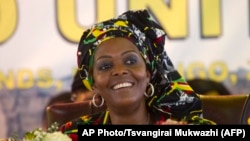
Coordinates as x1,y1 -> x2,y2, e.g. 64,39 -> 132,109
94,37 -> 140,56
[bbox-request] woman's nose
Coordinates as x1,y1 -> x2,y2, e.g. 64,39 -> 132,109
111,64 -> 128,76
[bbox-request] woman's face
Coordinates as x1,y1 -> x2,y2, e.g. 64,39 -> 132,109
92,37 -> 150,108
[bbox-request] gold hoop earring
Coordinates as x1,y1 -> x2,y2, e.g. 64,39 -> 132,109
92,93 -> 104,107
144,83 -> 154,97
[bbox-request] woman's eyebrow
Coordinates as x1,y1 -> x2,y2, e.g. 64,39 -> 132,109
121,50 -> 138,56
96,55 -> 112,62
96,50 -> 137,61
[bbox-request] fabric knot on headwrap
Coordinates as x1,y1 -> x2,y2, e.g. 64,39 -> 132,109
77,9 -> 203,122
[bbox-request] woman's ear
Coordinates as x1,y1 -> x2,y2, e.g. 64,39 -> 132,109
92,84 -> 96,92
146,70 -> 151,83
92,84 -> 99,94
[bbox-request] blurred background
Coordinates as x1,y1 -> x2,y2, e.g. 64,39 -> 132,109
0,0 -> 249,138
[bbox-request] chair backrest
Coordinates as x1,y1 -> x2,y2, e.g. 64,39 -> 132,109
199,94 -> 250,124
46,94 -> 250,127
241,94 -> 250,124
46,100 -> 106,127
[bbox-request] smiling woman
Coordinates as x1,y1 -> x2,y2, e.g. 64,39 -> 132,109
59,9 -> 216,141
93,37 -> 150,114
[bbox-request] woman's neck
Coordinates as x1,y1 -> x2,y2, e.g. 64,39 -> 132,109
108,108 -> 150,125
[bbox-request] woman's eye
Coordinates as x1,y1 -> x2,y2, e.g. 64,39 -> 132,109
125,58 -> 137,65
98,63 -> 112,70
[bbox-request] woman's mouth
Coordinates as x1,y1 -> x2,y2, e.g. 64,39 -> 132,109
112,82 -> 133,90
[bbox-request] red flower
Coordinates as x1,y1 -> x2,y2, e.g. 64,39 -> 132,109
69,133 -> 78,141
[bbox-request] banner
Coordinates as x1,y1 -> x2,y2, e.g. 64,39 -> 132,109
0,0 -> 249,138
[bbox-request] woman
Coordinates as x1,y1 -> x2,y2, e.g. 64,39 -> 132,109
60,9 -> 215,138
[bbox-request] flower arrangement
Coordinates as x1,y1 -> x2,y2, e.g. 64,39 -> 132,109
7,122 -> 72,141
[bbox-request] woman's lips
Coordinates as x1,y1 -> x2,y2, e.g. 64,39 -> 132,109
112,82 -> 133,90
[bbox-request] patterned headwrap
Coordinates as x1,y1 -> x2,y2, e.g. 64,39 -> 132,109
77,9 -> 213,124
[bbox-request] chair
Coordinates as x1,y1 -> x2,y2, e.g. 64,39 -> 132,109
199,94 -> 250,124
46,100 -> 106,127
46,94 -> 250,127
240,94 -> 250,124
